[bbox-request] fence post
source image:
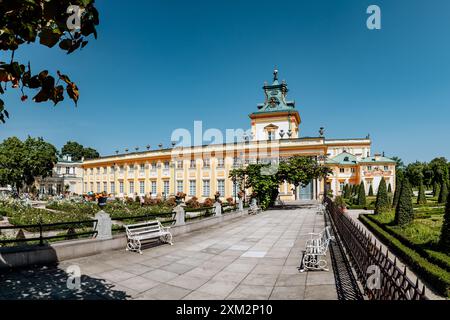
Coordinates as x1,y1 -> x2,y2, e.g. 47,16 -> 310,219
38,217 -> 43,246
174,204 -> 185,225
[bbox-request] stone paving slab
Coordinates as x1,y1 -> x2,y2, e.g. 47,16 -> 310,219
0,204 -> 338,300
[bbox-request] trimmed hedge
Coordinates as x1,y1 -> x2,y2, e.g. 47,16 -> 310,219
359,214 -> 450,297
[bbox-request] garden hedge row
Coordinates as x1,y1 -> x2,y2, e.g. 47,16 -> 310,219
359,214 -> 450,297
364,214 -> 450,272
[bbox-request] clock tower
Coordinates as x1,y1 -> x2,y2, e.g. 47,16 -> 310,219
249,69 -> 301,141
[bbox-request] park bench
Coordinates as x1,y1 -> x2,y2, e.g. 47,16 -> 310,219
317,202 -> 327,215
298,226 -> 334,272
125,220 -> 173,254
248,202 -> 262,215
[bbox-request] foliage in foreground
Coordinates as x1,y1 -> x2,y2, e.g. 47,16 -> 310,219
395,178 -> 414,226
375,178 -> 390,214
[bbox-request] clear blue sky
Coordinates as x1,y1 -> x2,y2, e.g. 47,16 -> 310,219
1,0 -> 449,164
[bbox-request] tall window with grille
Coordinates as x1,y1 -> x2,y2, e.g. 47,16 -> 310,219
217,158 -> 224,168
163,180 -> 170,195
203,158 -> 210,168
177,180 -> 184,193
217,179 -> 225,197
189,180 -> 196,196
139,181 -> 145,195
119,181 -> 124,194
96,182 -> 100,193
151,181 -> 157,195
203,179 -> 210,197
190,159 -> 196,169
110,182 -> 115,194
129,181 -> 134,194
103,182 -> 107,192
90,182 -> 93,192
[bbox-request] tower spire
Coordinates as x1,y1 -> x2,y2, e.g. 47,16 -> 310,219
273,67 -> 278,82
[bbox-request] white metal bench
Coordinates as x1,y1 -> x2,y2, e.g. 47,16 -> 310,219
125,220 -> 173,254
298,226 -> 334,272
316,202 -> 327,215
248,202 -> 262,215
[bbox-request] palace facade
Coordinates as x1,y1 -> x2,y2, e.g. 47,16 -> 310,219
77,70 -> 396,201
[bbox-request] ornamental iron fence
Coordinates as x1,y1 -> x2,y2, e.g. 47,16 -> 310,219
324,197 -> 427,300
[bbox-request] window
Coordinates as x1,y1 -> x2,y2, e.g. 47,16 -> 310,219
66,167 -> 70,174
96,182 -> 100,193
384,166 -> 389,171
56,166 -> 61,174
90,168 -> 93,175
177,180 -> 183,193
339,168 -> 345,173
217,179 -> 225,197
339,182 -> 345,191
203,158 -> 210,168
103,167 -> 107,174
119,166 -> 124,173
163,180 -> 170,195
103,182 -> 107,192
217,158 -> 224,168
367,166 -> 372,171
119,181 -> 124,193
189,180 -> 196,196
164,161 -> 170,169
351,168 -> 356,173
177,160 -> 183,169
110,166 -> 115,173
140,164 -> 145,172
139,181 -> 145,194
129,181 -> 134,194
151,181 -> 157,194
203,179 -> 210,196
151,162 -> 157,170
90,182 -> 94,192
233,157 -> 239,166
268,131 -> 275,141
129,165 -> 134,174
190,159 -> 196,168
111,182 -> 115,194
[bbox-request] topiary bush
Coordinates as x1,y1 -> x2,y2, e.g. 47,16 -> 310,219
395,178 -> 414,226
417,182 -> 427,205
375,178 -> 390,214
438,181 -> 449,204
357,182 -> 366,206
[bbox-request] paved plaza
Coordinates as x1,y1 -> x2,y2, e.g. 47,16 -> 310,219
0,205 -> 338,300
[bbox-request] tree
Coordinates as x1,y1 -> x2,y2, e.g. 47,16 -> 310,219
343,184 -> 351,199
23,136 -> 57,187
0,137 -> 26,191
357,182 -> 366,206
0,0 -> 99,123
439,192 -> 450,254
0,136 -> 57,192
388,183 -> 392,194
392,177 -> 402,208
368,184 -> 374,196
417,180 -> 427,205
229,156 -> 330,210
430,157 -> 449,186
82,147 -> 99,160
438,181 -> 449,204
392,156 -> 405,180
405,161 -> 425,188
395,178 -> 414,226
375,179 -> 389,214
61,141 -> 99,161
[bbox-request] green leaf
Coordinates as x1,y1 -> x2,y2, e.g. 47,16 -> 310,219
39,27 -> 61,48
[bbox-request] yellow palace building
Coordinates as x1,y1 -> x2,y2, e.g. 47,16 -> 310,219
81,70 -> 396,201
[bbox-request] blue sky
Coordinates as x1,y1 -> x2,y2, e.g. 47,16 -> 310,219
1,0 -> 450,164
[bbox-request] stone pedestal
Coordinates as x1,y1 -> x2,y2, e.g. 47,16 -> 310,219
214,202 -> 222,216
174,205 -> 185,225
238,198 -> 244,211
94,211 -> 112,240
